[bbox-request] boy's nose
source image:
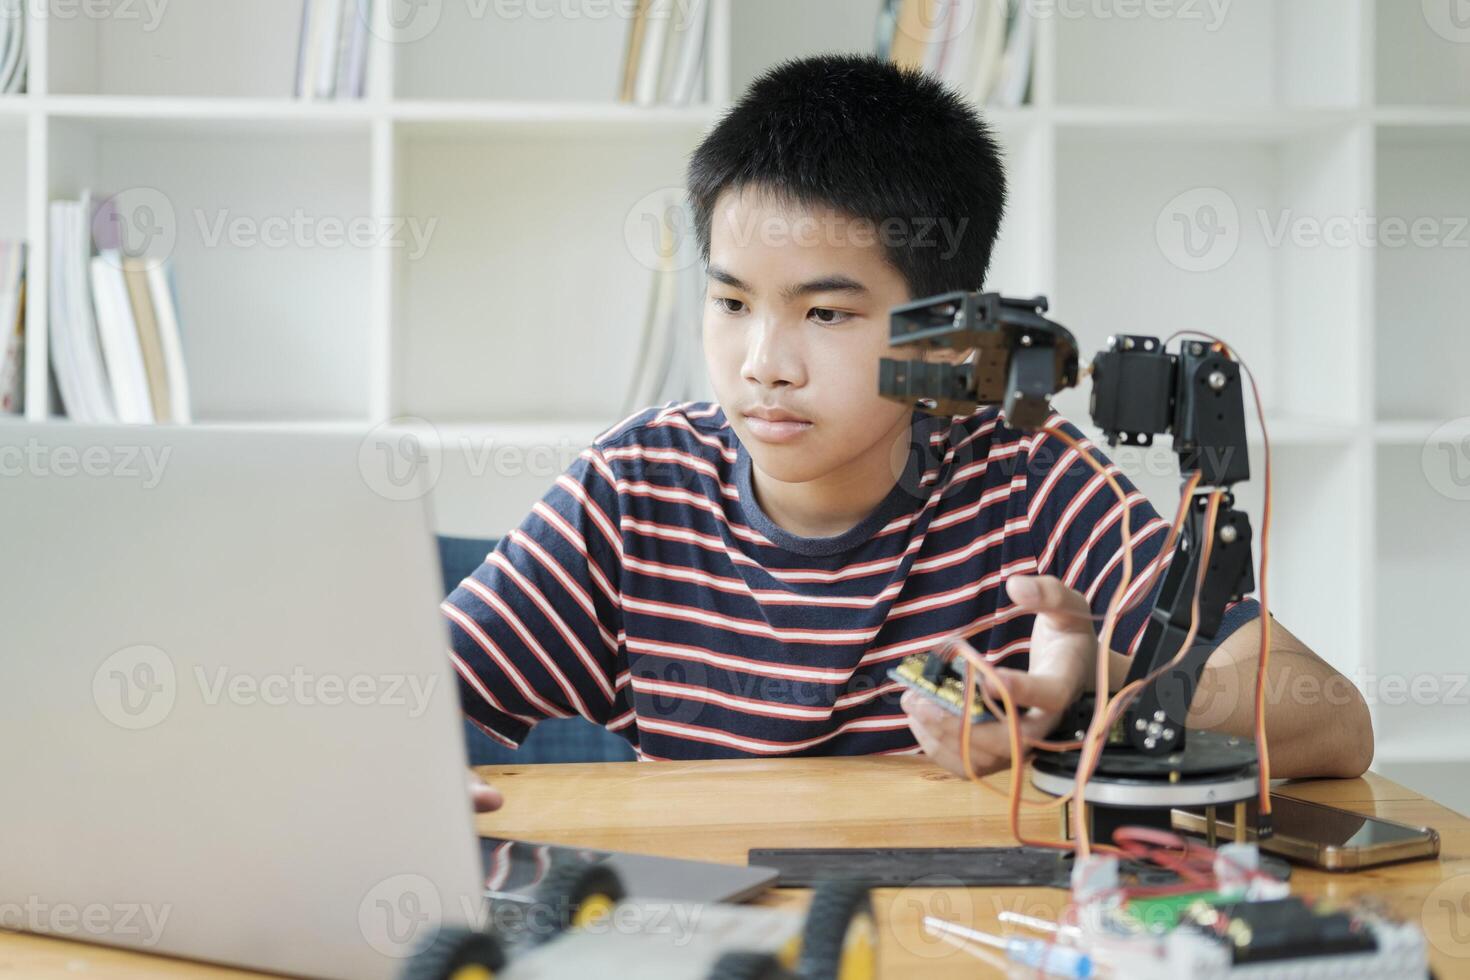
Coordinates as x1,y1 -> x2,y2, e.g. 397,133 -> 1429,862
742,320 -> 807,389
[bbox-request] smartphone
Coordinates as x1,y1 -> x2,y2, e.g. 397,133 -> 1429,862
1172,794 -> 1439,871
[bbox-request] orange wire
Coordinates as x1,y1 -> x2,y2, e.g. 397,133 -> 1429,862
1079,490 -> 1221,787
1041,424 -> 1135,857
1165,331 -> 1274,817
945,403 -> 1255,857
1027,469 -> 1201,755
946,422 -> 1137,855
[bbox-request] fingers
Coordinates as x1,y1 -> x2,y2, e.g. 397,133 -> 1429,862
468,774 -> 504,813
902,690 -> 1006,777
944,644 -> 1073,716
1007,574 -> 1094,626
988,665 -> 1078,716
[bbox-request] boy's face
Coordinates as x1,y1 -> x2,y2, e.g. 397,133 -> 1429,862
702,186 -> 916,487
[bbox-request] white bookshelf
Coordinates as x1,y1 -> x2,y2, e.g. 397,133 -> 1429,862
3,0 -> 1467,770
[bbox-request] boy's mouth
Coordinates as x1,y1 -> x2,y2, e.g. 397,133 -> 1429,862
742,406 -> 814,444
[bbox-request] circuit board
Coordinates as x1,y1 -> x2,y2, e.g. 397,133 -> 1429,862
887,651 -> 1000,723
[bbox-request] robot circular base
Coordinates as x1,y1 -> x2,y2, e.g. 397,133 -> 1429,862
1031,728 -> 1260,809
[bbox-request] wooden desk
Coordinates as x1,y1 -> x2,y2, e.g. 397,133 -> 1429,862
3,758 -> 1468,977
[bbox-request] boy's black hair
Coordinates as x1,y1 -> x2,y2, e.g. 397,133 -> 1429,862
686,53 -> 1007,301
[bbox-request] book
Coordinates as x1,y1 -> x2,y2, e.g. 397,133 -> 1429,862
968,0 -> 1008,103
889,0 -> 933,70
0,3 -> 25,95
47,196 -> 117,422
874,0 -> 902,60
146,260 -> 189,426
8,20 -> 25,94
0,242 -> 24,414
315,0 -> 345,98
145,261 -> 191,424
933,0 -> 974,89
89,252 -> 154,424
634,0 -> 674,107
990,0 -> 1036,107
294,0 -> 314,97
619,0 -> 653,103
923,0 -> 962,77
46,205 -> 81,417
624,194 -> 705,411
122,258 -> 172,423
295,0 -> 344,99
340,0 -> 372,98
661,0 -> 708,105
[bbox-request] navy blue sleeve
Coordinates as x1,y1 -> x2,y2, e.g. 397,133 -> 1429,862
442,447 -> 628,747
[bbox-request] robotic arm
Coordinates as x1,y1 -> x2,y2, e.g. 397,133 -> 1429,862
880,292 -> 1263,841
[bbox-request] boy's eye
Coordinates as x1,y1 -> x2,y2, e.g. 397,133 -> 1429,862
810,307 -> 852,326
713,297 -> 745,315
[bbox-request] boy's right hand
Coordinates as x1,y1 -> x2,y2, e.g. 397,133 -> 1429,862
469,772 -> 504,813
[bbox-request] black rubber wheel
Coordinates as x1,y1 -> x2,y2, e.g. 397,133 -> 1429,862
398,925 -> 506,980
707,950 -> 795,980
796,880 -> 878,980
523,858 -> 627,946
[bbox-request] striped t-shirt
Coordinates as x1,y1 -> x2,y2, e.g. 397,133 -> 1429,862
444,401 -> 1246,761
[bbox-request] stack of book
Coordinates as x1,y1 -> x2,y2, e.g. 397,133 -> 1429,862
295,0 -> 373,100
624,194 -> 709,412
880,0 -> 1035,108
618,0 -> 710,107
48,193 -> 192,424
0,4 -> 27,94
0,242 -> 24,414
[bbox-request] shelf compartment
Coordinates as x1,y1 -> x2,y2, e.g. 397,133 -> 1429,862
730,0 -> 883,97
1373,130 -> 1470,423
392,126 -> 700,422
1052,125 -> 1368,427
394,0 -> 708,103
1373,444 -> 1470,753
48,0 -> 306,98
47,119 -> 376,422
1053,0 -> 1362,109
1080,438 -> 1367,678
1375,0 -> 1470,107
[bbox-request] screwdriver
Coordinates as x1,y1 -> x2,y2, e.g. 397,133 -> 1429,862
923,916 -> 1094,979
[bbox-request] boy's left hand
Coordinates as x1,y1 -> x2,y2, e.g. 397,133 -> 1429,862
902,575 -> 1098,778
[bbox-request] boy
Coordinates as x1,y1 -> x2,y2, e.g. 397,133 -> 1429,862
451,55 -> 1372,812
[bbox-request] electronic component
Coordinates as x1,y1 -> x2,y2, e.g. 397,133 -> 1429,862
1164,897 -> 1425,978
1095,894 -> 1428,979
880,292 -> 1078,428
887,651 -> 997,723
1179,898 -> 1374,965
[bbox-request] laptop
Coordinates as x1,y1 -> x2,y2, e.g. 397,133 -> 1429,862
0,424 -> 775,980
